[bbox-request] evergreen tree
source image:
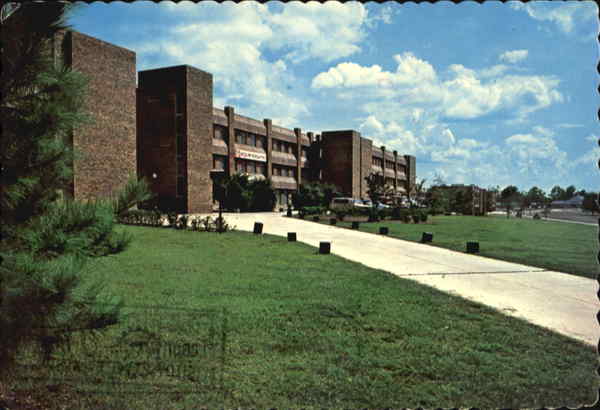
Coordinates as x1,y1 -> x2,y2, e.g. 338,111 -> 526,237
1,3 -> 150,375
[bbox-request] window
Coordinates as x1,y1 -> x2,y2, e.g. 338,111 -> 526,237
235,130 -> 246,144
246,161 -> 256,174
273,140 -> 281,152
301,147 -> 308,158
274,166 -> 280,176
256,135 -> 265,149
213,155 -> 226,170
214,125 -> 227,140
256,163 -> 265,175
247,133 -> 255,147
236,159 -> 244,173
288,143 -> 294,154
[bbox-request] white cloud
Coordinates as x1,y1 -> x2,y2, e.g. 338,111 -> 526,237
128,1 -> 379,127
557,123 -> 584,129
499,49 -> 528,64
312,52 -> 436,89
312,54 -> 562,122
263,1 -> 368,63
365,4 -> 396,27
573,147 -> 600,167
510,1 -> 597,34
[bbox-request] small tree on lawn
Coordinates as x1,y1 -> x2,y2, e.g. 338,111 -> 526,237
365,172 -> 393,221
500,185 -> 520,219
1,3 -> 151,376
582,193 -> 599,214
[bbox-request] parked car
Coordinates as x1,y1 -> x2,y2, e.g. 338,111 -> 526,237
360,200 -> 390,210
330,197 -> 355,210
330,197 -> 369,210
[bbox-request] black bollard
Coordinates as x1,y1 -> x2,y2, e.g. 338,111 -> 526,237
253,222 -> 263,234
352,221 -> 360,229
330,218 -> 337,225
288,232 -> 297,242
319,242 -> 331,254
421,232 -> 433,243
312,216 -> 320,222
287,208 -> 292,217
466,241 -> 479,253
379,227 -> 389,235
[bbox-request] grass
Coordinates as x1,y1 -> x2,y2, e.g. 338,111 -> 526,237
325,214 -> 598,278
6,225 -> 597,409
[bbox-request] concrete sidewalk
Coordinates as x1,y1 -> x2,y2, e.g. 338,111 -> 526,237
200,212 -> 599,346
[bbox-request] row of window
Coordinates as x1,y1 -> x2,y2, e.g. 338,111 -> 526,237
214,126 -> 308,157
236,159 -> 266,175
273,165 -> 296,178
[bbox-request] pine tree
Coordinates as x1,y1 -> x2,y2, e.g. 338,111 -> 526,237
1,2 -> 150,375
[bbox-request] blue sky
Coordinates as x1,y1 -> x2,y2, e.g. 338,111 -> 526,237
67,1 -> 599,193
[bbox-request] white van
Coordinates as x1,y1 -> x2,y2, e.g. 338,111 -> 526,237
330,197 -> 369,210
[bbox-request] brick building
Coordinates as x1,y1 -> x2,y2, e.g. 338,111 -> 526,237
53,30 -> 137,201
55,30 -> 417,212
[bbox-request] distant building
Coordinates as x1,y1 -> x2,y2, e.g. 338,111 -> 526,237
551,195 -> 584,208
430,184 -> 494,215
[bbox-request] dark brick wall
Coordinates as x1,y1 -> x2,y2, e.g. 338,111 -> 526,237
321,130 -> 361,197
138,65 -> 213,213
360,137 -> 373,199
186,66 -> 213,213
404,155 -> 416,193
67,31 -> 136,201
138,67 -> 184,211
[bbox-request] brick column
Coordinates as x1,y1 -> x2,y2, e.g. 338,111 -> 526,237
393,150 -> 398,194
264,118 -> 272,179
294,127 -> 302,191
225,106 -> 236,176
306,132 -> 314,182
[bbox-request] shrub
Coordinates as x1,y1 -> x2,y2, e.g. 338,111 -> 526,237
166,212 -> 178,228
334,209 -> 348,221
411,212 -> 420,224
303,206 -> 324,216
420,210 -> 429,222
248,178 -> 276,211
176,214 -> 188,230
533,213 -> 541,220
292,182 -> 342,209
391,207 -> 406,220
368,208 -> 380,222
189,216 -> 201,231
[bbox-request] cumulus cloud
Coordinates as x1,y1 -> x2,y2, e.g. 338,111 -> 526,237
128,1 -> 378,127
499,49 -> 528,64
510,1 -> 597,35
312,54 -> 562,122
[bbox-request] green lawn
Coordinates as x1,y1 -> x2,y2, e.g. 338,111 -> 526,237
328,215 -> 598,278
8,226 -> 597,409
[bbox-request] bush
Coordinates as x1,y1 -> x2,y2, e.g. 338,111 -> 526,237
368,208 -> 380,222
176,214 -> 188,230
166,212 -> 178,228
411,212 -> 420,224
533,213 -> 541,220
197,216 -> 233,233
391,207 -> 408,220
292,182 -> 342,209
302,206 -> 324,216
420,209 -> 429,222
334,209 -> 348,221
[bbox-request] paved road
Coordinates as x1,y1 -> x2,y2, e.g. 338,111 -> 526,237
491,209 -> 599,225
196,212 -> 599,347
